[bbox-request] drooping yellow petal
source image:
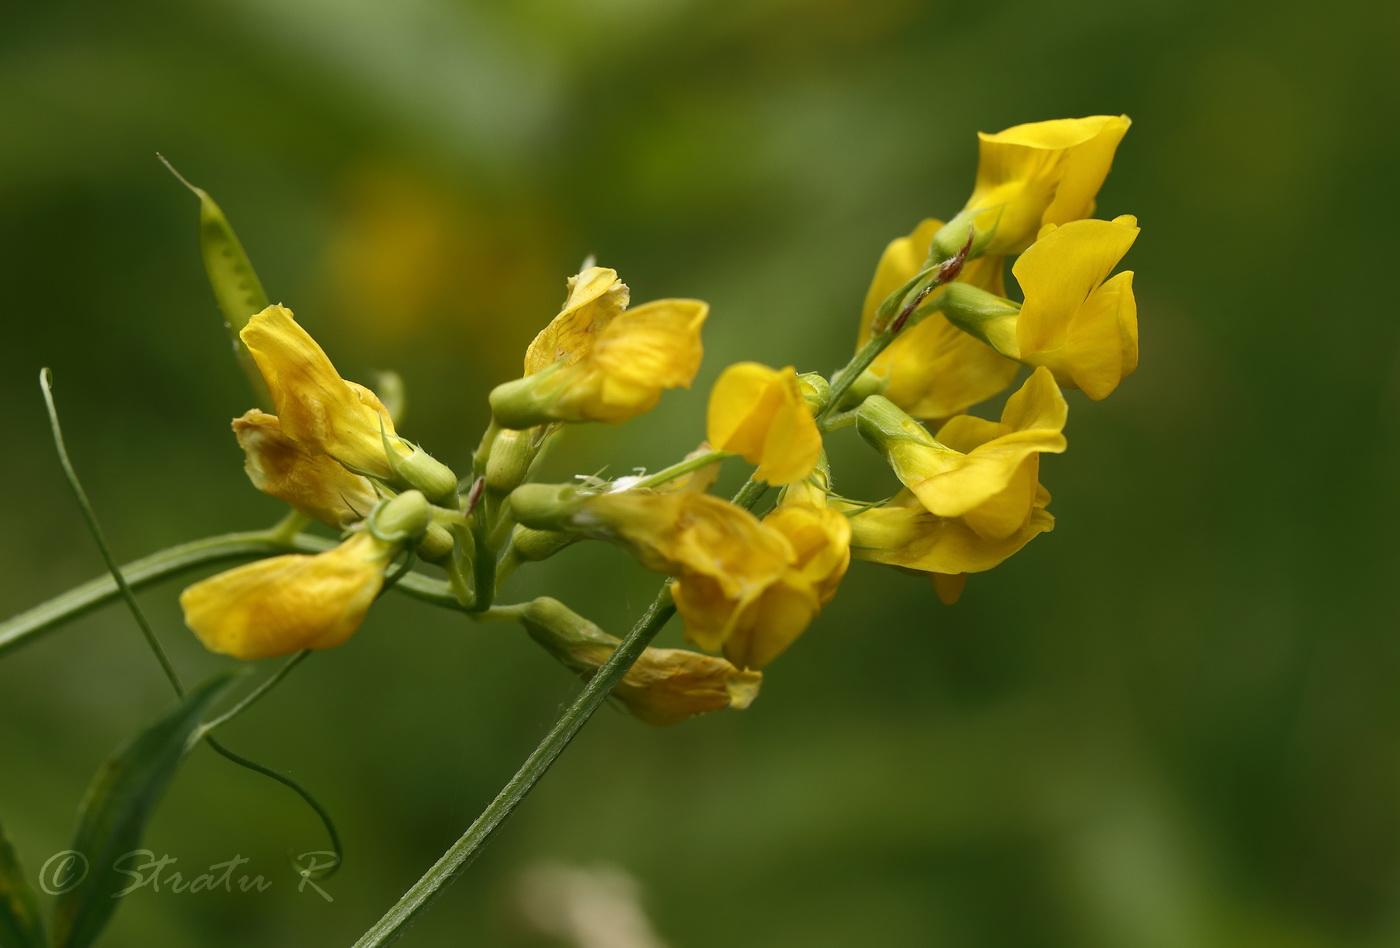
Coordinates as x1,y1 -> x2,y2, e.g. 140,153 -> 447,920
233,410 -> 379,528
958,115 -> 1130,255
520,596 -> 762,726
180,532 -> 394,660
707,363 -> 822,485
240,304 -> 405,479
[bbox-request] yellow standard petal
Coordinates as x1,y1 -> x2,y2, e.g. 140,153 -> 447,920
491,278 -> 707,428
1014,215 -> 1140,399
233,410 -> 379,528
523,266 -> 630,375
180,532 -> 395,660
240,304 -> 405,479
706,362 -> 822,486
858,220 -> 1019,419
950,114 -> 1131,255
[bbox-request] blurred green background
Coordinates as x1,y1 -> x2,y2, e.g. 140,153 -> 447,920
3,0 -> 1398,945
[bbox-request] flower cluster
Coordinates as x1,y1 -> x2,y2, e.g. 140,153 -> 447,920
179,115 -> 1139,724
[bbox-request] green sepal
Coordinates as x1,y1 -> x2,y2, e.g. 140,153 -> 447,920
0,821 -> 46,948
51,671 -> 245,948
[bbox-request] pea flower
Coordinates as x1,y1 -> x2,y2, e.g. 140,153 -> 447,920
857,368 -> 1067,540
490,266 -> 707,428
181,532 -> 396,660
520,597 -> 762,726
180,492 -> 430,660
233,409 -> 379,528
844,487 -> 1054,585
240,304 -> 457,499
937,215 -> 1140,400
715,481 -> 851,669
706,362 -> 822,485
508,486 -> 796,656
933,114 -> 1130,257
857,218 -> 1020,419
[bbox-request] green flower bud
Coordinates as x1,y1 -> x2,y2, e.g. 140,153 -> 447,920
369,490 -> 432,542
508,483 -> 587,531
937,283 -> 1022,358
416,523 -> 456,563
391,446 -> 460,504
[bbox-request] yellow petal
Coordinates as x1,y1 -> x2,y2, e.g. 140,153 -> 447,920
1014,215 -> 1139,357
241,305 -> 404,478
706,363 -> 821,486
966,115 -> 1131,254
523,266 -> 630,375
233,410 -> 378,528
847,495 -> 1054,575
180,533 -> 392,660
1064,270 -> 1137,400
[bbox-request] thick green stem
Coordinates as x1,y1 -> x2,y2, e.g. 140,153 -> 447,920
352,588 -> 676,947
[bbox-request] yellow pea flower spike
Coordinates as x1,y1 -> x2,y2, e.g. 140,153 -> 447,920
706,362 -> 822,486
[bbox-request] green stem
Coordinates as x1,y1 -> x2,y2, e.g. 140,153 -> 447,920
40,369 -> 185,695
819,331 -> 892,423
195,650 -> 311,739
633,450 -> 731,489
352,588 -> 676,947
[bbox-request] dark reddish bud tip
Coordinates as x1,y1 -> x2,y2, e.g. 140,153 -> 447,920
889,283 -> 936,335
465,476 -> 487,518
936,226 -> 975,284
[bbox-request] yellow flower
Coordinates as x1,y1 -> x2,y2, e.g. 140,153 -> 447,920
521,597 -> 762,727
857,219 -> 1020,419
491,266 -> 707,428
241,304 -> 405,479
857,368 -> 1067,540
935,115 -> 1130,257
522,266 -> 631,375
844,487 -> 1054,578
706,362 -> 822,485
233,409 -> 378,528
717,489 -> 851,669
938,216 -> 1140,400
180,532 -> 396,660
508,484 -> 847,665
1014,215 -> 1139,399
579,492 -> 794,628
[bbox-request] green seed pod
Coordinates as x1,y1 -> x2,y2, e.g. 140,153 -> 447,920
160,155 -> 273,410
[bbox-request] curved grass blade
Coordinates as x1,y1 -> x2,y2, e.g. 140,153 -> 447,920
51,671 -> 243,948
0,821 -> 46,948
